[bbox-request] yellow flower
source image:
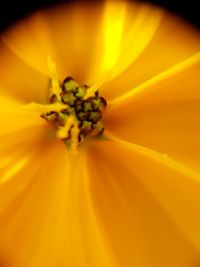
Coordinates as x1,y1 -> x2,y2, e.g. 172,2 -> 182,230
0,1 -> 200,266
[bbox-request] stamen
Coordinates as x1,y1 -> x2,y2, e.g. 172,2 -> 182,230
56,116 -> 75,139
47,55 -> 62,101
22,102 -> 67,114
84,73 -> 109,98
37,58 -> 107,151
70,120 -> 80,154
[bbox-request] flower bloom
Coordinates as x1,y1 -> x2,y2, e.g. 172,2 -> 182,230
0,1 -> 200,266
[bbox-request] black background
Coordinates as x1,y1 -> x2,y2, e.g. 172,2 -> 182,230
0,0 -> 200,32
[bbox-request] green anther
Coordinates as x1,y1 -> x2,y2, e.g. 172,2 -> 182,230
80,120 -> 92,135
92,98 -> 101,110
63,77 -> 79,93
62,93 -> 76,106
83,101 -> 93,112
42,75 -> 106,147
75,86 -> 86,99
58,112 -> 67,121
77,111 -> 89,121
74,100 -> 82,112
54,112 -> 67,126
69,107 -> 76,116
46,112 -> 57,122
89,111 -> 100,123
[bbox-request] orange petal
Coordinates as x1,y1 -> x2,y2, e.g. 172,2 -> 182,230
105,52 -> 200,172
0,94 -> 46,136
2,1 -> 163,89
0,39 -> 49,103
0,94 -> 54,185
0,141 -> 113,267
102,12 -> 200,100
87,1 -> 163,85
86,139 -> 200,267
0,140 -> 61,266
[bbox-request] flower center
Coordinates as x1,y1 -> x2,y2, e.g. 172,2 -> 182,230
41,77 -> 107,148
22,57 -> 107,153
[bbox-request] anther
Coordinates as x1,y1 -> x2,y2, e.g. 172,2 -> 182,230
41,62 -> 107,150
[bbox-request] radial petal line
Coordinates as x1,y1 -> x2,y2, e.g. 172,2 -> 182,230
106,132 -> 200,182
109,51 -> 200,107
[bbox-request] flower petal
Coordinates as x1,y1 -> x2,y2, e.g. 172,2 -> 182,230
0,140 -> 60,266
2,1 -> 163,88
102,13 -> 200,100
87,1 -> 163,85
105,52 -> 200,172
0,141 -> 112,267
0,39 -> 49,102
86,139 -> 200,267
0,94 -> 46,136
0,94 -> 54,185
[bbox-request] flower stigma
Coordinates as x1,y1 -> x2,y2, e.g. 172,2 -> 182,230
40,57 -> 107,151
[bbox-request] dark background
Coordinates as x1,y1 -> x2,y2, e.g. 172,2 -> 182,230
0,0 -> 200,32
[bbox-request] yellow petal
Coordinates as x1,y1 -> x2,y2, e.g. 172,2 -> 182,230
105,52 -> 200,172
0,140 -> 60,266
86,139 -> 200,267
0,95 -> 47,139
0,127 -> 52,202
2,1 -> 163,89
0,141 -> 113,267
0,94 -> 53,187
1,12 -> 55,77
0,39 -> 49,102
89,1 -> 163,83
102,13 -> 200,100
